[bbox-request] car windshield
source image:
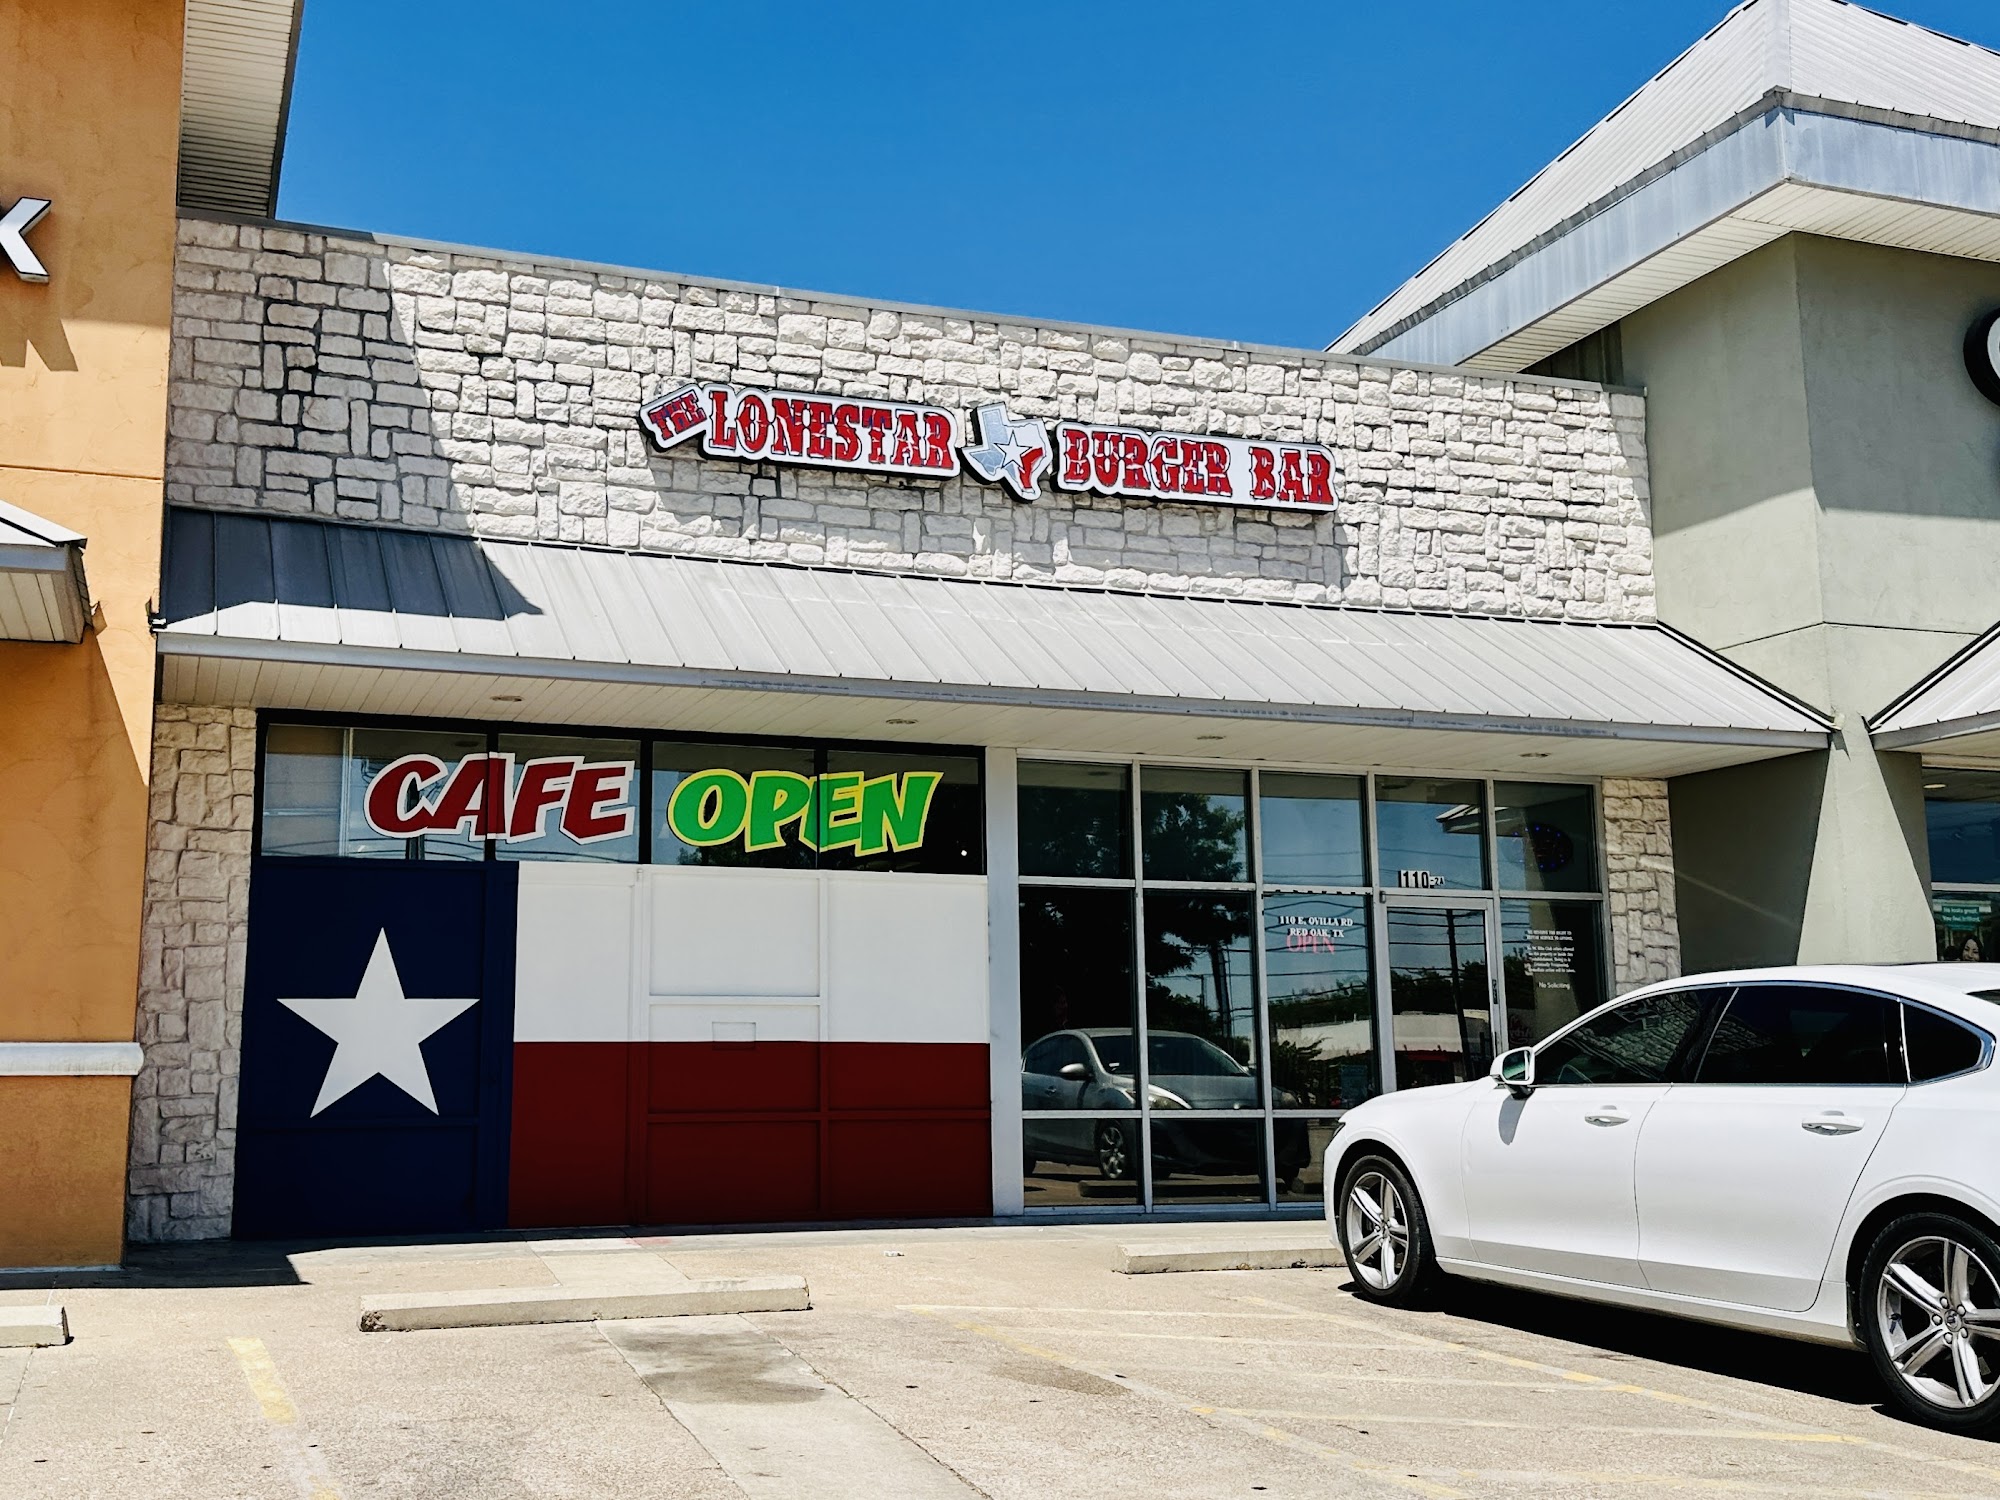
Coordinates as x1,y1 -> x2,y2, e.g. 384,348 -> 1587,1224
1093,1033 -> 1246,1077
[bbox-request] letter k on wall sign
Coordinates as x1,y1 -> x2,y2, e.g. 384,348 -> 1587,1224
0,195 -> 51,283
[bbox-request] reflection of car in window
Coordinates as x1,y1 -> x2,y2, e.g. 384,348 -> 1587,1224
1021,1028 -> 1310,1189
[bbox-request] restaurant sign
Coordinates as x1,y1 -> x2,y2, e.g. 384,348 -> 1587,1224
639,381 -> 1337,512
363,752 -> 941,857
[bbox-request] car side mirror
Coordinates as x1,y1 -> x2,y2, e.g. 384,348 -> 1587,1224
1492,1046 -> 1535,1099
1058,1062 -> 1088,1082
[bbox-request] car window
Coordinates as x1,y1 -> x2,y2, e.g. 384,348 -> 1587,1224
1904,1004 -> 1988,1082
1696,985 -> 1898,1085
1092,1034 -> 1134,1075
1052,1035 -> 1090,1071
1148,1034 -> 1248,1077
1023,1037 -> 1061,1074
1534,988 -> 1716,1085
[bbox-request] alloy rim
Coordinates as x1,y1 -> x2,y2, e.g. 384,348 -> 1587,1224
1098,1125 -> 1129,1180
1876,1234 -> 2000,1410
1344,1171 -> 1410,1290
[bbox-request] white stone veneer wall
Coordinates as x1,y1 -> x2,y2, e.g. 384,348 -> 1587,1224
127,704 -> 256,1243
166,216 -> 1655,620
125,717 -> 1683,1239
1603,777 -> 1682,992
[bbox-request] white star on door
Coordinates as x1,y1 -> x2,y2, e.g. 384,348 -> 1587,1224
279,930 -> 479,1116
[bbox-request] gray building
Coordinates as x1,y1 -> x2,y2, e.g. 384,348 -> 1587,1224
1335,0 -> 2000,975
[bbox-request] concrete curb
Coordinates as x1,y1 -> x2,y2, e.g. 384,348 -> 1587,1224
1115,1241 -> 1343,1274
359,1275 -> 810,1332
0,1306 -> 70,1346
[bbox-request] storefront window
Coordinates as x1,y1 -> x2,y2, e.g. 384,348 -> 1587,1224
1144,892 -> 1260,1085
1141,767 -> 1249,883
1926,769 -> 2000,888
1260,773 -> 1365,887
494,733 -> 640,864
1933,894 -> 2000,963
1020,887 -> 1141,1208
261,723 -> 484,861
1493,782 -> 1598,893
1010,761 -> 1614,1209
1500,899 -> 1607,1046
1019,761 -> 1131,878
1386,904 -> 1491,1087
819,750 -> 982,875
653,742 -> 816,869
1265,894 -> 1375,1109
1375,777 -> 1486,890
651,742 -> 980,874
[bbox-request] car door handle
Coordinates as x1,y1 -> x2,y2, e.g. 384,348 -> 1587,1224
1584,1108 -> 1629,1126
1802,1113 -> 1864,1135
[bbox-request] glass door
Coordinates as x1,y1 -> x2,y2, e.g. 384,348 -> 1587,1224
1381,901 -> 1498,1090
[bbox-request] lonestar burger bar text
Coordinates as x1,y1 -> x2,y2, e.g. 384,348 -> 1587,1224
638,380 -> 1338,512
640,381 -> 959,477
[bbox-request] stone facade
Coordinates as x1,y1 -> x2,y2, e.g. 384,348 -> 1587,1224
128,704 -> 256,1243
1603,777 -> 1683,992
131,216 -> 1679,1240
125,723 -> 1682,1240
167,216 -> 1654,620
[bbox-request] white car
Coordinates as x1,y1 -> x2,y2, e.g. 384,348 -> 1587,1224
1325,964 -> 2000,1432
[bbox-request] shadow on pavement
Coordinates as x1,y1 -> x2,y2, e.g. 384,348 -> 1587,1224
1420,1275 -> 1883,1410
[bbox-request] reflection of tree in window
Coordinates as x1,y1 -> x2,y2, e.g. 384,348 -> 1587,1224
1145,893 -> 1255,1066
1536,990 -> 1708,1084
1140,769 -> 1247,882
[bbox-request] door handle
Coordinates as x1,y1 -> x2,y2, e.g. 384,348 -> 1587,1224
1584,1108 -> 1629,1126
1802,1113 -> 1864,1136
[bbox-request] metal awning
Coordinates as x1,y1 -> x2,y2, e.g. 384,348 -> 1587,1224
155,508 -> 1829,777
1872,624 -> 2000,759
0,499 -> 90,643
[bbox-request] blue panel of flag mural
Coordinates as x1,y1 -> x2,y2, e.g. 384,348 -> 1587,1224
233,859 -> 516,1239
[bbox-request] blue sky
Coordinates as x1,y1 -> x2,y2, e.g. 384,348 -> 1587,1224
280,0 -> 2000,350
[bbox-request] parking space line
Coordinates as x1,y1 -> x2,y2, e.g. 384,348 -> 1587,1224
1220,1406 -> 1871,1442
1405,1467 -> 1985,1498
226,1337 -> 343,1500
907,1307 -> 1468,1500
1228,1292 -> 2000,1490
996,1326 -> 1413,1350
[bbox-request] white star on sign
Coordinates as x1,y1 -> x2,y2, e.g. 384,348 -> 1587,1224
279,930 -> 479,1116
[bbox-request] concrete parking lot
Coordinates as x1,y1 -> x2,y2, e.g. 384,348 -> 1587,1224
4,1219 -> 2000,1499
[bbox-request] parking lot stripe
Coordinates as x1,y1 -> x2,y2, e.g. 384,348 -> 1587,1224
1405,1466 -> 1984,1498
1220,1406 -> 1872,1442
1229,1292 -> 2000,1491
226,1337 -> 343,1500
909,1307 -> 1469,1500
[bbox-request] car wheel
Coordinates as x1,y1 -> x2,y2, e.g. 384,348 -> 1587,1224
1335,1154 -> 1437,1305
1095,1121 -> 1134,1181
1861,1211 -> 2000,1432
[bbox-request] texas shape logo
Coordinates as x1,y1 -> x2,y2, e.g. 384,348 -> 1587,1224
962,403 -> 1051,502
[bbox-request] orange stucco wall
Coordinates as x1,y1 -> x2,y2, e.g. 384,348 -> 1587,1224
0,0 -> 183,1265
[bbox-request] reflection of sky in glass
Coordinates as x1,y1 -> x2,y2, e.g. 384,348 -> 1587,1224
1926,769 -> 2000,885
1260,774 -> 1365,886
1375,779 -> 1485,888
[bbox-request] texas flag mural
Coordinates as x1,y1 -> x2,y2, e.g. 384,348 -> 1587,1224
232,769 -> 993,1240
